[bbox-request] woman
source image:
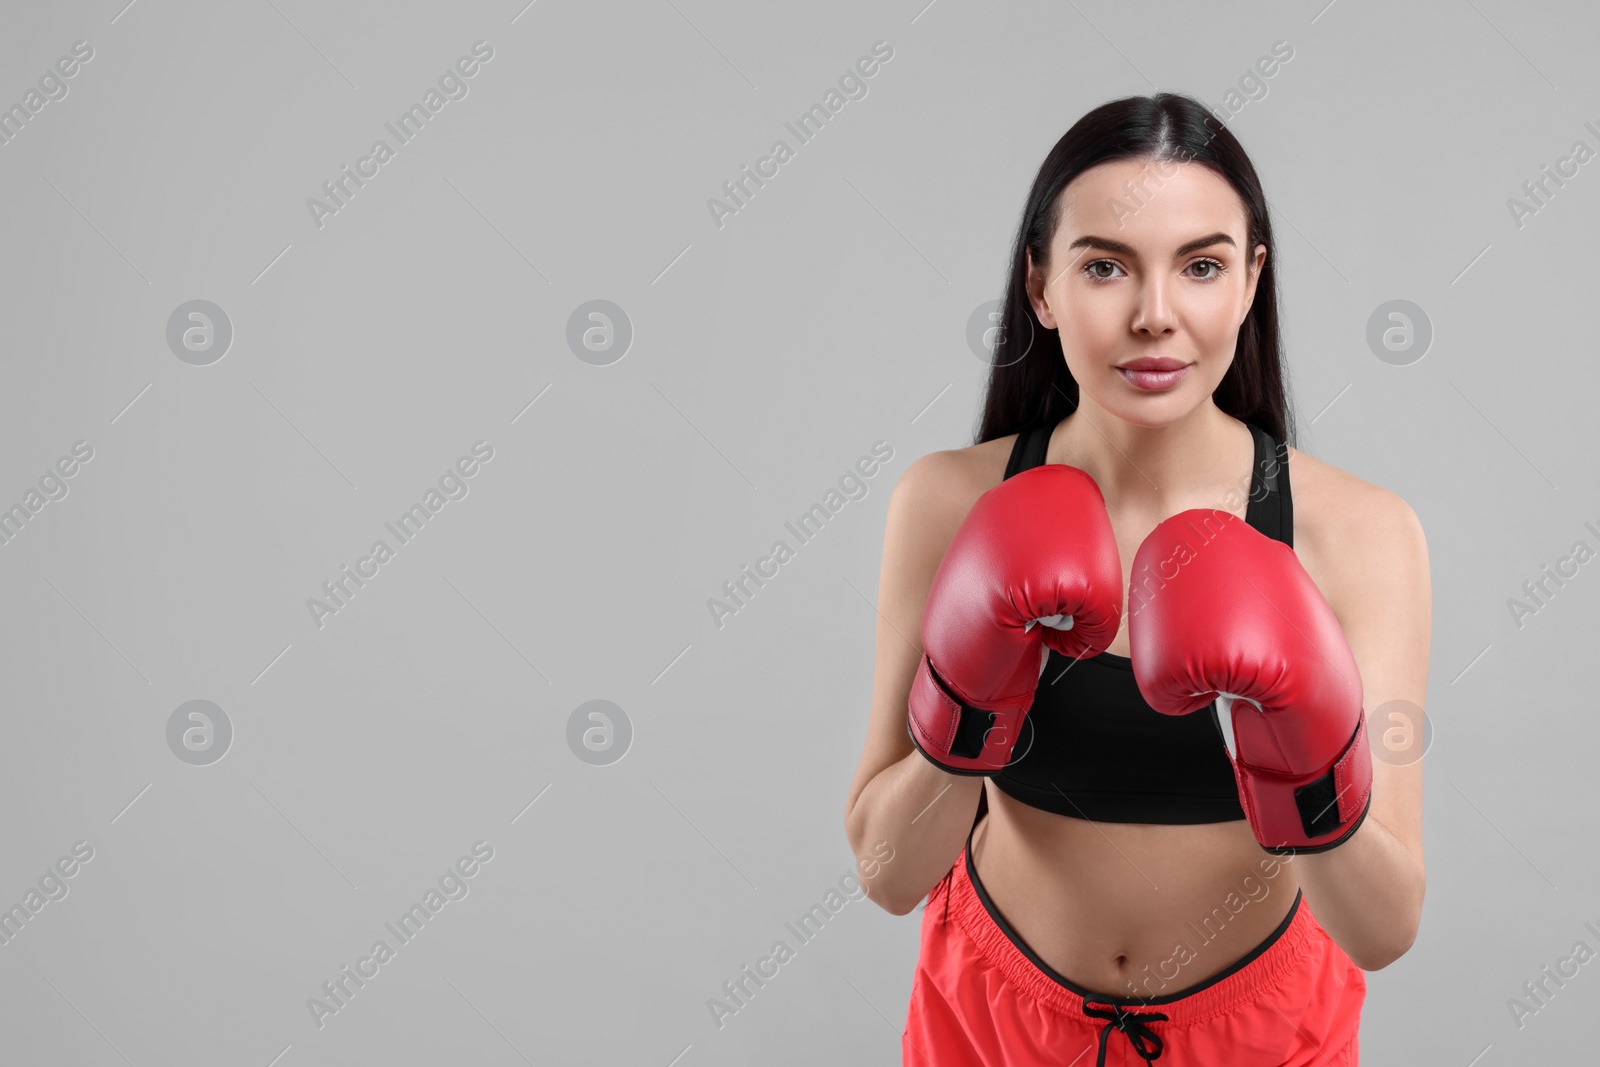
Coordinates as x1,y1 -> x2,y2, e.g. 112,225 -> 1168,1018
843,93 -> 1428,1066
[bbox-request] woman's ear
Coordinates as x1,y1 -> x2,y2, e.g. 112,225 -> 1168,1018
1025,248 -> 1059,330
1239,242 -> 1267,328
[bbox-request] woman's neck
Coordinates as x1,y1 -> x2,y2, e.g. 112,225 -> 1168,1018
1051,402 -> 1252,518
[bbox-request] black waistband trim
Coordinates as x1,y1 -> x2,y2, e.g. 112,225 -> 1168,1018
962,822 -> 1302,1006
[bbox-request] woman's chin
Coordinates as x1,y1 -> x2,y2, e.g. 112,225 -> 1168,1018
1091,391 -> 1197,428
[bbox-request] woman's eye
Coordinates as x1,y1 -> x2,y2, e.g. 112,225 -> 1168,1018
1081,258 -> 1229,282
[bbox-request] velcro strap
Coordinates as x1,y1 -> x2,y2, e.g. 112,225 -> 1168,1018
925,659 -> 995,761
1292,715 -> 1370,838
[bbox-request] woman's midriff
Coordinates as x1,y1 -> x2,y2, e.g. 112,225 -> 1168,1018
976,783 -> 1304,1001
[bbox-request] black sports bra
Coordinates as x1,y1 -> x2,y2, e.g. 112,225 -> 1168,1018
986,420 -> 1294,824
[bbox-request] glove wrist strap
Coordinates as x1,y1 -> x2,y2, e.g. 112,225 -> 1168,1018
1240,714 -> 1375,856
906,656 -> 1025,776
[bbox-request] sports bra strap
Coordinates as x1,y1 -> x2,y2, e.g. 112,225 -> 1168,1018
1001,419 -> 1293,547
1246,423 -> 1294,549
1002,421 -> 1052,481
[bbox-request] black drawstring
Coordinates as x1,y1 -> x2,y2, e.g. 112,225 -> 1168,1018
1081,999 -> 1168,1066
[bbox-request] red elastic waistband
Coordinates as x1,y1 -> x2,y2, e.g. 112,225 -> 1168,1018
940,841 -> 1324,1028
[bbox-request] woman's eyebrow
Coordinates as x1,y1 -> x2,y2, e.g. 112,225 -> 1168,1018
1066,232 -> 1237,258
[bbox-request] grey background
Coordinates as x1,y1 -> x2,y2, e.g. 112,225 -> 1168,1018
0,0 -> 1594,1063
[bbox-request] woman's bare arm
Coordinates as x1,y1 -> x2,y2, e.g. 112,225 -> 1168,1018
1293,472 -> 1430,970
844,449 -> 991,916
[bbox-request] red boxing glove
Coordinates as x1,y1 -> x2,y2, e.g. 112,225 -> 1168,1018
907,465 -> 1123,775
1128,509 -> 1372,853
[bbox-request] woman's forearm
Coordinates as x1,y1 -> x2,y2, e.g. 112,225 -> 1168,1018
1293,813 -> 1425,971
846,750 -> 985,916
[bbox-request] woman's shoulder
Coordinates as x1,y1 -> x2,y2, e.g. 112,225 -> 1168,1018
1286,443 -> 1421,535
893,433 -> 1016,519
1286,442 -> 1428,601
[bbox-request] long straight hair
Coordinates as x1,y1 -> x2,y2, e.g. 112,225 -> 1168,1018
974,92 -> 1293,447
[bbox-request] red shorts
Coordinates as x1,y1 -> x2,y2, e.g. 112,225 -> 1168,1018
902,828 -> 1366,1066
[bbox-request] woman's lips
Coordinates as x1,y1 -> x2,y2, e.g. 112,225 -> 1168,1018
1118,364 -> 1190,391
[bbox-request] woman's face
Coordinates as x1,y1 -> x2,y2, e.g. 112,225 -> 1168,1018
1026,158 -> 1267,428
